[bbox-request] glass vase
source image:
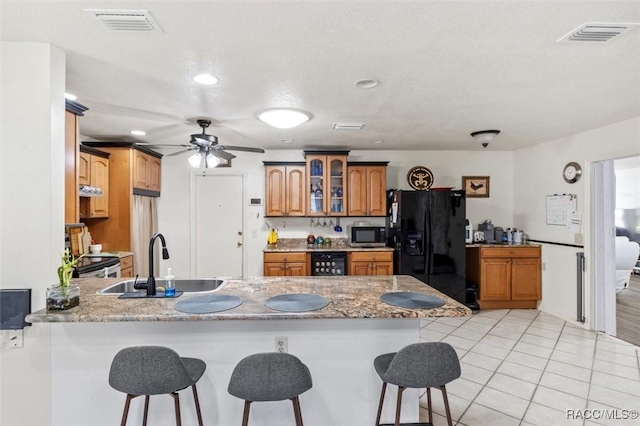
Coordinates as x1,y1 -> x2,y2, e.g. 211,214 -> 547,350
47,284 -> 80,311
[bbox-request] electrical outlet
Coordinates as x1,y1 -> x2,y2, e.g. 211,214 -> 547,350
251,230 -> 258,239
575,233 -> 583,245
542,262 -> 546,271
274,336 -> 288,353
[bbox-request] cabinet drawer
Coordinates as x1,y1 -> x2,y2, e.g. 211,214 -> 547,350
120,255 -> 133,269
350,251 -> 393,262
264,252 -> 307,263
481,247 -> 540,258
121,267 -> 133,278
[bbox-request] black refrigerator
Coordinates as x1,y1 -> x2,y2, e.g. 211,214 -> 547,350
386,189 -> 469,305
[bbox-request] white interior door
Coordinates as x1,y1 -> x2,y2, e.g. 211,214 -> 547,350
193,174 -> 244,278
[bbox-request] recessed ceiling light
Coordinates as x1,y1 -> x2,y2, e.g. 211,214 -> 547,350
355,79 -> 380,89
131,130 -> 146,136
281,139 -> 294,144
65,93 -> 77,101
193,74 -> 218,85
258,109 -> 311,129
371,140 -> 383,145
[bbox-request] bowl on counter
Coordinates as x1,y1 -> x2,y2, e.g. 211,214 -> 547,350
89,244 -> 102,254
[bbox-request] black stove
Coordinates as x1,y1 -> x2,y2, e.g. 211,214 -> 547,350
72,256 -> 120,277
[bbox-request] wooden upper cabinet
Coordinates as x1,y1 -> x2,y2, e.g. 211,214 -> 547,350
265,164 -> 305,217
78,152 -> 90,186
133,150 -> 150,190
133,150 -> 162,193
79,148 -> 110,219
305,153 -> 347,216
347,164 -> 387,216
64,103 -> 88,224
148,156 -> 161,192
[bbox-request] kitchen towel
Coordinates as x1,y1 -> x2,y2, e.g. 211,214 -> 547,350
380,292 -> 445,309
174,295 -> 242,314
264,293 -> 328,312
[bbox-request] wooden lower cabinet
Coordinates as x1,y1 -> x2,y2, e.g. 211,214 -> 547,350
348,251 -> 393,276
467,245 -> 541,309
120,255 -> 134,278
263,252 -> 308,276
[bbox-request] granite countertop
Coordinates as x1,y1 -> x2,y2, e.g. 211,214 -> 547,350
26,275 -> 471,323
264,238 -> 393,252
465,243 -> 541,248
86,251 -> 134,258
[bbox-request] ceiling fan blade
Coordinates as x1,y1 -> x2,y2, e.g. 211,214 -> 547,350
142,144 -> 192,148
210,150 -> 236,161
219,145 -> 265,153
166,148 -> 197,157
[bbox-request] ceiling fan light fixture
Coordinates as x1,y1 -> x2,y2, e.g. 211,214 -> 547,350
258,109 -> 310,129
193,73 -> 218,85
188,152 -> 203,168
64,93 -> 77,101
130,130 -> 146,136
470,130 -> 501,148
206,153 -> 221,168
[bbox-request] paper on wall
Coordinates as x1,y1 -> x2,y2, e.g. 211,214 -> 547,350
566,210 -> 582,233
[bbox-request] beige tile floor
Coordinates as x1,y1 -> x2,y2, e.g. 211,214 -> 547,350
416,309 -> 640,426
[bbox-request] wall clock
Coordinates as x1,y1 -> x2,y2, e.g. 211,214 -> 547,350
563,162 -> 582,184
407,166 -> 434,190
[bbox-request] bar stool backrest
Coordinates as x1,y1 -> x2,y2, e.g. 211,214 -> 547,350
383,342 -> 461,389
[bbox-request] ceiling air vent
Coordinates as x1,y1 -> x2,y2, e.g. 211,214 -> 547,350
557,22 -> 639,43
332,122 -> 365,130
85,10 -> 162,33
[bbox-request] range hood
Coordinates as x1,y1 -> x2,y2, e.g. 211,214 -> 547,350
79,185 -> 103,197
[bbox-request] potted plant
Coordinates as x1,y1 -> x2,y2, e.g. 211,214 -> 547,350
46,249 -> 84,310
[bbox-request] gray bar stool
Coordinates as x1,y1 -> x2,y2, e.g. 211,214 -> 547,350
373,342 -> 461,426
228,352 -> 313,426
109,346 -> 206,426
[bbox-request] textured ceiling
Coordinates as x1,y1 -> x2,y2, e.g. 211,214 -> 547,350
2,1 -> 640,153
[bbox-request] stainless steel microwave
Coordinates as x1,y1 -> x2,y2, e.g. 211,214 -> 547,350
347,225 -> 387,247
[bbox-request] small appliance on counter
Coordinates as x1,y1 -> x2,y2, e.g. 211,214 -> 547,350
494,227 -> 504,243
465,219 -> 473,243
478,220 -> 495,243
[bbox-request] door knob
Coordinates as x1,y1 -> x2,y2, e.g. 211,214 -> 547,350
237,231 -> 243,236
237,241 -> 243,247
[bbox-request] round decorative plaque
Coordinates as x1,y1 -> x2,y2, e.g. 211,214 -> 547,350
407,166 -> 434,190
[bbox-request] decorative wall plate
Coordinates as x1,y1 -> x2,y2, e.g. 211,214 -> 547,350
407,166 -> 434,190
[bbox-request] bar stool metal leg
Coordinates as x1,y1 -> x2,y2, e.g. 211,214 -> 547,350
241,401 -> 251,426
440,386 -> 453,426
170,392 -> 182,426
142,395 -> 150,426
120,394 -> 134,426
191,385 -> 204,426
427,387 -> 433,425
291,396 -> 303,426
375,382 -> 387,426
394,386 -> 404,426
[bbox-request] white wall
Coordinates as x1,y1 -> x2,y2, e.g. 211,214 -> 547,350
159,149 -> 513,277
0,43 -> 66,426
514,117 -> 640,325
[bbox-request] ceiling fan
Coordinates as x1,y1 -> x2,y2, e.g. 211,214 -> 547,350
162,119 -> 265,168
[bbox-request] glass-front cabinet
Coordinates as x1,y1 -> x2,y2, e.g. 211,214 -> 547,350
305,152 -> 348,216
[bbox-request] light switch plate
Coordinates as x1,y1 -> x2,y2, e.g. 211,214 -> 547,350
575,233 -> 583,245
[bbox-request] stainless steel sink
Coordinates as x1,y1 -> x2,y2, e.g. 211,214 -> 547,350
97,278 -> 227,295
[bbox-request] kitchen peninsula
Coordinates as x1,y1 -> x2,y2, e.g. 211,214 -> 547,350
27,275 -> 469,426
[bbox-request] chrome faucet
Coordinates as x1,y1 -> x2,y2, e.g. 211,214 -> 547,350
147,233 -> 170,296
